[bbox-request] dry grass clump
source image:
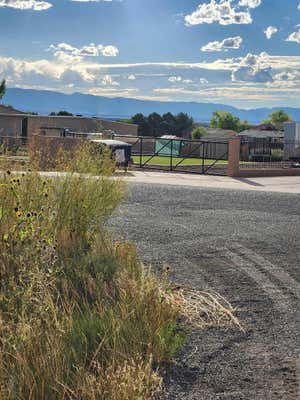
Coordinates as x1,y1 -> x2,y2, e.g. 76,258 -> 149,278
162,284 -> 242,330
0,142 -> 240,399
0,139 -> 29,171
29,136 -> 115,175
0,145 -> 183,400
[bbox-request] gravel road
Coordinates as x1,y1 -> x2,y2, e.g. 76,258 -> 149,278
110,183 -> 300,400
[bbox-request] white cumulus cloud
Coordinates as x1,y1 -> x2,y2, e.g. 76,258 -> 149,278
185,0 -> 254,26
238,0 -> 261,8
101,75 -> 119,86
264,26 -> 278,39
0,0 -> 121,11
0,0 -> 52,10
70,0 -> 119,2
99,45 -> 119,57
232,52 -> 273,83
168,76 -> 182,82
201,36 -> 242,52
182,79 -> 194,84
200,78 -> 209,84
286,29 -> 300,44
48,42 -> 119,62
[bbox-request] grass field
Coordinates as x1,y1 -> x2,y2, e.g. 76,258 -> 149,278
132,155 -> 228,166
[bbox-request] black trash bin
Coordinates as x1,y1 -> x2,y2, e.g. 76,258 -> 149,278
90,139 -> 132,171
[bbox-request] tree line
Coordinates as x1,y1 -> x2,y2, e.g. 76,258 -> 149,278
126,112 -> 194,137
208,110 -> 291,132
127,109 -> 292,139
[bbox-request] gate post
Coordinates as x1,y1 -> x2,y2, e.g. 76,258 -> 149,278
201,142 -> 205,174
139,137 -> 143,168
227,137 -> 241,177
170,139 -> 173,171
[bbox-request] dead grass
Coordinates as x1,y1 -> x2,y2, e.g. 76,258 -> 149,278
0,141 -> 241,400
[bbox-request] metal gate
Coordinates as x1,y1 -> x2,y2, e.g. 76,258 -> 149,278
113,135 -> 228,175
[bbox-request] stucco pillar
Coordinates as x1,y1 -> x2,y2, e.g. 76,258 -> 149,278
227,137 -> 241,177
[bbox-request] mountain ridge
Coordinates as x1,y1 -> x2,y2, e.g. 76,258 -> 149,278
3,87 -> 300,124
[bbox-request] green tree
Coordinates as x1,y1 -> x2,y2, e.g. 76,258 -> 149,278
174,112 -> 194,137
192,125 -> 207,140
147,112 -> 163,137
0,79 -> 6,100
129,112 -> 193,137
49,110 -> 73,116
239,120 -> 251,132
264,110 -> 292,131
130,113 -> 150,136
210,110 -> 250,133
210,111 -> 240,131
161,112 -> 176,134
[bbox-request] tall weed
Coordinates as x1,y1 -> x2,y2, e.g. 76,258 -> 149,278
0,141 -> 239,400
0,143 -> 181,400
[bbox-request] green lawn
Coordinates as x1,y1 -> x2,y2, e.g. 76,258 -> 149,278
132,155 -> 228,166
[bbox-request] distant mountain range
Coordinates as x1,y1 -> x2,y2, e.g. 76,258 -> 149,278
3,87 -> 300,124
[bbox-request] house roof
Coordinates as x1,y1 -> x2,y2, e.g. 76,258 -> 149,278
90,139 -> 132,147
238,129 -> 284,139
160,135 -> 180,139
254,123 -> 277,131
0,104 -> 25,114
203,128 -> 237,140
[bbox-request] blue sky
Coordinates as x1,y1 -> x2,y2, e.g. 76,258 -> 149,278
0,0 -> 300,108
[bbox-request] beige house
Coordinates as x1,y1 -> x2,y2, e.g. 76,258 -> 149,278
0,112 -> 138,139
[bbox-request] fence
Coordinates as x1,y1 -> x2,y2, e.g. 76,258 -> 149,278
239,138 -> 300,170
0,136 -> 29,157
5,134 -> 299,177
113,134 -> 229,175
0,135 -> 28,151
0,136 -> 30,169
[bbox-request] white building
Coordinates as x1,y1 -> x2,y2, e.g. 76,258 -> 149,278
284,122 -> 300,160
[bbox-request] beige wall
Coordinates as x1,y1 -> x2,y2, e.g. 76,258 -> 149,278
27,116 -> 101,136
0,114 -> 138,138
101,119 -> 138,136
0,115 -> 24,137
27,116 -> 138,137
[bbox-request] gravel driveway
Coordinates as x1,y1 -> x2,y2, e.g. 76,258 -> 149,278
110,183 -> 300,400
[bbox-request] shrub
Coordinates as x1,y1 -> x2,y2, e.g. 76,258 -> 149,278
192,125 -> 207,140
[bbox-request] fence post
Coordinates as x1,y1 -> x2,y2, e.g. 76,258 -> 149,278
201,142 -> 205,174
170,139 -> 173,171
139,137 -> 143,168
227,137 -> 241,177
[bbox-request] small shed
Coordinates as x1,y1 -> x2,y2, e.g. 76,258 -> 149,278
155,135 -> 183,157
